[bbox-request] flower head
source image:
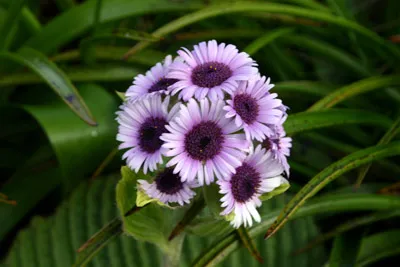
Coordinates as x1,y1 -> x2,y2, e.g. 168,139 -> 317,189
116,95 -> 179,174
138,167 -> 198,206
167,40 -> 258,101
218,145 -> 286,228
262,115 -> 292,175
126,55 -> 178,101
161,98 -> 249,185
224,76 -> 283,141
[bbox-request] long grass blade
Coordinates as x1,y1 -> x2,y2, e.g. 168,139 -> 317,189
355,115 -> 400,187
0,0 -> 26,50
193,193 -> 400,266
0,47 -> 97,125
123,2 -> 400,59
309,76 -> 400,111
264,142 -> 400,240
244,28 -> 294,55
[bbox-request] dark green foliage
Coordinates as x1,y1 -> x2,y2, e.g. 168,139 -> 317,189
3,177 -> 326,267
1,0 -> 400,266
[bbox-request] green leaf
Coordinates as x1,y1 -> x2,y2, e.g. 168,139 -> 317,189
281,34 -> 370,77
309,76 -> 400,111
116,166 -> 172,250
80,31 -> 160,65
51,46 -> 165,66
265,142 -> 400,239
284,109 -> 392,135
20,7 -> 41,35
74,218 -> 123,267
295,209 -> 400,255
260,181 -> 290,201
3,177 -> 163,267
202,183 -> 222,218
0,47 -> 97,125
329,229 -> 364,267
237,226 -> 263,263
123,1 -> 400,59
357,230 -> 400,266
194,193 -> 400,266
54,0 -> 76,11
0,64 -> 142,86
23,83 -> 118,190
356,114 -> 400,187
25,0 -> 204,55
244,28 -> 294,55
0,146 -> 60,241
169,196 -> 205,241
0,0 -> 26,50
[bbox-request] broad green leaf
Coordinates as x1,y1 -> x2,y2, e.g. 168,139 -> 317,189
357,230 -> 400,266
123,2 -> 400,59
329,229 -> 364,267
23,83 -> 118,190
25,0 -> 204,55
116,166 -> 177,251
244,28 -> 294,55
309,76 -> 400,111
0,146 -> 60,241
0,47 -> 96,125
284,109 -> 392,135
3,177 -> 163,267
6,180 -> 400,267
0,0 -> 26,50
265,142 -> 400,239
194,193 -> 400,266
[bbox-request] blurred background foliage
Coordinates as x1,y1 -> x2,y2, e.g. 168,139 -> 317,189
0,0 -> 400,266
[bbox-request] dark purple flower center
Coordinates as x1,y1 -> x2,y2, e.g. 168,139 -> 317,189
138,117 -> 168,153
233,94 -> 259,124
262,137 -> 279,151
184,121 -> 223,161
191,61 -> 232,88
230,163 -> 261,203
149,78 -> 178,93
155,167 -> 184,195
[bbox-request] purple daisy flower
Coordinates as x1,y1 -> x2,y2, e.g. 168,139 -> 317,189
167,40 -> 258,101
161,98 -> 249,185
223,76 -> 283,141
138,167 -> 198,206
126,55 -> 179,101
218,145 -> 287,228
116,95 -> 180,174
262,115 -> 292,175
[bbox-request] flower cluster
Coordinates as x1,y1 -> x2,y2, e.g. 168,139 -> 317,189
116,40 -> 292,228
